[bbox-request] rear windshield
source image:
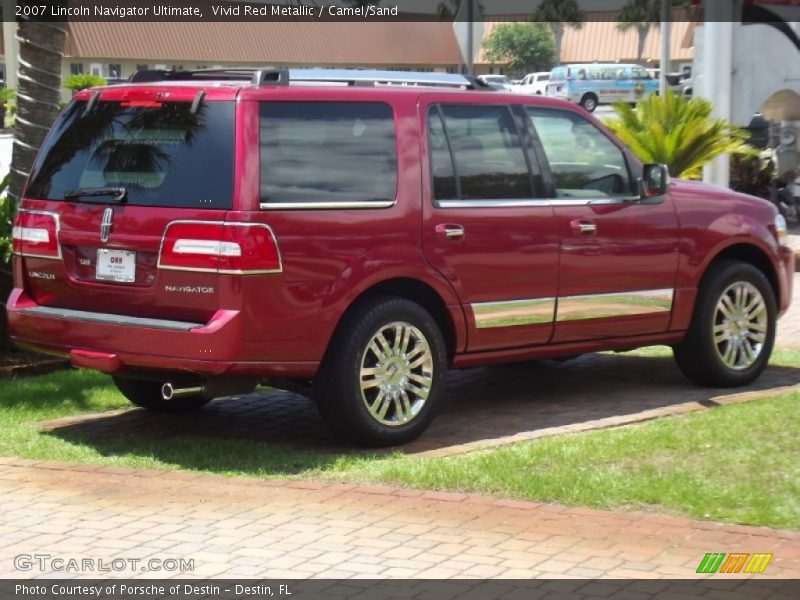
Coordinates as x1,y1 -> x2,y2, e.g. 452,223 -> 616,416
26,99 -> 234,209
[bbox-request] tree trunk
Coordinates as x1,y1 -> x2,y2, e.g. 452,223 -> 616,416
552,23 -> 565,66
1,19 -> 66,351
636,25 -> 649,64
8,20 -> 67,201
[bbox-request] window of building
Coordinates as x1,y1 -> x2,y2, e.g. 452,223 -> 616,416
107,64 -> 122,78
70,63 -> 84,75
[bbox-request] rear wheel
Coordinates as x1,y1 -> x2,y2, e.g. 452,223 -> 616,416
315,296 -> 447,446
580,93 -> 598,112
673,261 -> 776,387
112,376 -> 210,413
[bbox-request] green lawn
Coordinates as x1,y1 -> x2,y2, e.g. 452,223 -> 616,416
1,347 -> 798,529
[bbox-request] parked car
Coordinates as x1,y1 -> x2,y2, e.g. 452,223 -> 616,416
513,71 -> 551,95
476,74 -> 514,91
7,68 -> 794,446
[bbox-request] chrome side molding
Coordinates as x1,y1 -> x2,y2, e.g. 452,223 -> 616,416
556,289 -> 674,322
471,289 -> 674,328
472,297 -> 556,329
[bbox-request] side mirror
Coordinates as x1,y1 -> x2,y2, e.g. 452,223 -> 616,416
641,163 -> 670,198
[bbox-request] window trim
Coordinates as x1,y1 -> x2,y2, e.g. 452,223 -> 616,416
257,100 -> 399,211
426,102 -> 546,209
427,104 -> 462,201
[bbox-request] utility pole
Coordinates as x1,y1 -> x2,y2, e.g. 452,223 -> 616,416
659,0 -> 671,96
702,0 -> 736,187
467,0 -> 475,77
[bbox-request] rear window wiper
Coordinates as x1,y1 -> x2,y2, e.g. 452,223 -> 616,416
64,187 -> 127,204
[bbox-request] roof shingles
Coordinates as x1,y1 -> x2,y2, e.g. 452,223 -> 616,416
64,21 -> 461,66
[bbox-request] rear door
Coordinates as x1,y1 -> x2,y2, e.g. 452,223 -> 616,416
421,99 -> 558,352
19,88 -> 236,325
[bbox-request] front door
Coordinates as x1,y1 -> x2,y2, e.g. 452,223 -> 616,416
524,106 -> 680,343
421,100 -> 559,352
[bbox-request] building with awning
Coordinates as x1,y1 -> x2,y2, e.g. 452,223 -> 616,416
2,17 -> 696,96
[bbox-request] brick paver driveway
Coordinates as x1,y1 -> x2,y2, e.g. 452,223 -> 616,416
2,276 -> 798,581
1,460 -> 799,579
40,353 -> 800,458
40,272 -> 800,458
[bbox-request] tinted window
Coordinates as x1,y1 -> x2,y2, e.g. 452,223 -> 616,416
260,102 -> 396,205
26,100 -> 234,208
427,109 -> 457,201
527,108 -> 633,198
439,104 -> 532,200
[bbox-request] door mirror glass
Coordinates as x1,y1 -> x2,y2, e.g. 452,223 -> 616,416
642,163 -> 669,197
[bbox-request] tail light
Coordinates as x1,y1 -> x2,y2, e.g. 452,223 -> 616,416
158,221 -> 282,274
12,211 -> 61,259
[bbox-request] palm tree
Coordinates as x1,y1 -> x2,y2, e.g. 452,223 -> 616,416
617,0 -> 660,65
1,16 -> 66,350
532,0 -> 583,66
603,92 -> 755,179
8,19 -> 67,201
436,0 -> 462,20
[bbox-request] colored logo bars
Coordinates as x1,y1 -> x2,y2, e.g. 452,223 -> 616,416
696,552 -> 773,574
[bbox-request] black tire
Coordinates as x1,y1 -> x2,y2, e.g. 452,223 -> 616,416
580,93 -> 598,112
112,376 -> 210,413
673,260 -> 776,387
315,296 -> 447,447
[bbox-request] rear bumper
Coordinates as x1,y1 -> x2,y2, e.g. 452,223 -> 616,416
6,288 -> 317,378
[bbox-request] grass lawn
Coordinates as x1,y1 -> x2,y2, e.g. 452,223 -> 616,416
0,346 -> 798,529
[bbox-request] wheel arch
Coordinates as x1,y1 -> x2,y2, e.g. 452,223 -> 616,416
704,242 -> 779,301
672,239 -> 782,332
330,277 -> 465,363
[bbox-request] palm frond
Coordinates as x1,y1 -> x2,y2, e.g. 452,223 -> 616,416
605,91 -> 755,179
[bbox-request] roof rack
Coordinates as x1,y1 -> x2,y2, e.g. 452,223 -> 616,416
129,67 -> 491,90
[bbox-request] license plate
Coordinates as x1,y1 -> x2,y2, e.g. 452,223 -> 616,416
96,249 -> 136,283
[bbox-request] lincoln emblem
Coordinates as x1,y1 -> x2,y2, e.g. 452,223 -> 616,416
100,207 -> 113,243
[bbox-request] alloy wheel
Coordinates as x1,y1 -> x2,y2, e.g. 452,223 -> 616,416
712,281 -> 768,370
359,321 -> 434,426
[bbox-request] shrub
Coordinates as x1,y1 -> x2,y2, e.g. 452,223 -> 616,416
0,174 -> 13,263
63,73 -> 107,92
604,91 -> 756,179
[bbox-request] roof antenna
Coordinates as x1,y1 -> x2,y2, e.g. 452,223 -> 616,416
83,91 -> 100,115
190,90 -> 206,114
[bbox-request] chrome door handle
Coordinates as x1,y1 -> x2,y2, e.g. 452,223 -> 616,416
570,219 -> 597,235
435,223 -> 465,239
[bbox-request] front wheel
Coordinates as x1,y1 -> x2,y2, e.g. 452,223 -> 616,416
673,261 -> 776,387
580,93 -> 598,112
113,376 -> 211,413
315,296 -> 447,446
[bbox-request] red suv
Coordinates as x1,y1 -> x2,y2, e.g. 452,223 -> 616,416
7,68 -> 794,446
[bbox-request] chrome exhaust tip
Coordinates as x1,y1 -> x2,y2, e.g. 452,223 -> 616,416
161,383 -> 204,401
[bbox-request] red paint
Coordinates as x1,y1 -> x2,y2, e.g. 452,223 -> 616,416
5,82 -> 793,379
